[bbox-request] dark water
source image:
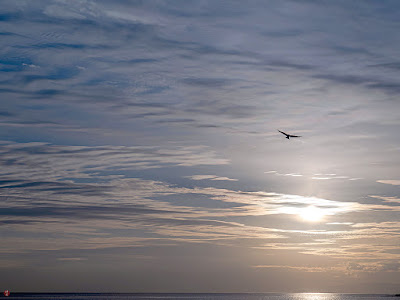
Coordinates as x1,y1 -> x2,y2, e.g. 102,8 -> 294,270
4,293 -> 398,300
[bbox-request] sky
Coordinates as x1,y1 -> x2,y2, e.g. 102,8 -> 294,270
1,0 -> 400,294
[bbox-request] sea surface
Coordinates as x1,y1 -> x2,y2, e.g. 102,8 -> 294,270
4,293 -> 399,300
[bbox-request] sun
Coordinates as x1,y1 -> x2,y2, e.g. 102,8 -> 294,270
299,205 -> 324,222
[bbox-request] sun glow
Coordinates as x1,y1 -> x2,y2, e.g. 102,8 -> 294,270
299,206 -> 325,222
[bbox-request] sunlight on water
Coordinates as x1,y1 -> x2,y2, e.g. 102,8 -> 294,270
291,293 -> 341,300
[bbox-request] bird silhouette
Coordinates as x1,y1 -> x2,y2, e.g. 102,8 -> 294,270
278,130 -> 301,139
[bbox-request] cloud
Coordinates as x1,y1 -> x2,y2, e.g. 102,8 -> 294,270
182,77 -> 234,88
57,257 -> 87,261
369,195 -> 400,204
314,73 -> 371,85
253,264 -> 344,273
266,60 -> 314,71
346,261 -> 400,274
377,180 -> 400,186
0,142 -> 229,181
22,63 -> 38,68
185,175 -> 238,181
265,171 -> 357,181
312,175 -> 348,180
2,140 -> 387,256
281,173 -> 303,177
22,42 -> 113,50
264,171 -> 304,177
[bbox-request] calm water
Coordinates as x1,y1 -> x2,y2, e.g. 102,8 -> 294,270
5,293 -> 398,300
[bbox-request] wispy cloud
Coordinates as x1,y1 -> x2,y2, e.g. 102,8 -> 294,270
0,142 -> 229,181
369,195 -> 400,204
185,175 -> 238,181
57,257 -> 88,261
2,140 -> 397,260
377,180 -> 400,186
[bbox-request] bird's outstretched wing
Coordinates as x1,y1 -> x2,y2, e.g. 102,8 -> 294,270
278,130 -> 288,136
288,134 -> 301,138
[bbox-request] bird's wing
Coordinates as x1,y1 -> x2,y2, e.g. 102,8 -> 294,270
278,130 -> 288,136
288,134 -> 301,138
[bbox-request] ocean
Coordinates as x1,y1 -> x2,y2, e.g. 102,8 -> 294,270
4,293 -> 398,300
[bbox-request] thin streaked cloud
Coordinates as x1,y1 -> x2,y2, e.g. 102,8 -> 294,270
185,175 -> 238,181
377,180 -> 400,186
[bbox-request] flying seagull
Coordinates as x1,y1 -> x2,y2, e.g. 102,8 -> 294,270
278,130 -> 301,139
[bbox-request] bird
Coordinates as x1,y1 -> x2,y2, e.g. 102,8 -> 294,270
278,130 -> 301,139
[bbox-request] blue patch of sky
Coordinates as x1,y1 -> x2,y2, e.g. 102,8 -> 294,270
0,57 -> 34,72
15,42 -> 114,50
0,12 -> 21,22
22,66 -> 81,83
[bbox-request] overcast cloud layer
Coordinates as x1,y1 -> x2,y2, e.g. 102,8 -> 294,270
1,0 -> 400,294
